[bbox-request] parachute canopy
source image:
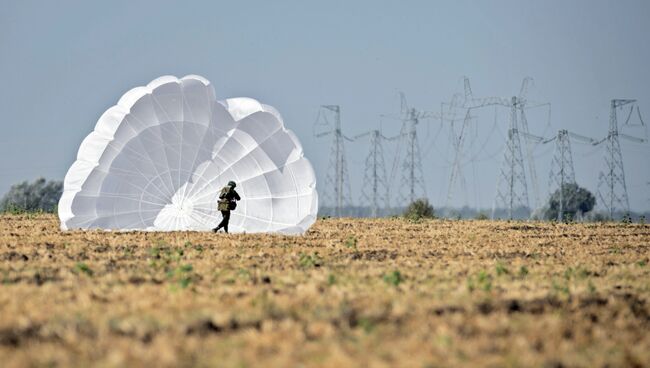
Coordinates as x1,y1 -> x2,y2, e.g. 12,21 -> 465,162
59,75 -> 318,234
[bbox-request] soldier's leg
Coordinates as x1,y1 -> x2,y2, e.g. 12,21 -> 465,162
223,211 -> 230,233
214,211 -> 228,232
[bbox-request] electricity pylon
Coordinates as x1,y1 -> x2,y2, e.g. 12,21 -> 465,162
548,130 -> 598,220
393,93 -> 433,205
496,79 -> 550,212
442,77 -> 499,209
314,105 -> 353,217
548,130 -> 576,221
596,99 -> 646,219
444,77 -> 549,214
522,129 -> 596,221
354,129 -> 390,217
493,96 -> 529,219
444,109 -> 473,208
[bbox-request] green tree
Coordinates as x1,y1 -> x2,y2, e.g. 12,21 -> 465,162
403,198 -> 435,220
545,183 -> 595,221
0,178 -> 63,213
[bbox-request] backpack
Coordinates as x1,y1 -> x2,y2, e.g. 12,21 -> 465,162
217,200 -> 230,211
217,186 -> 236,211
219,185 -> 231,199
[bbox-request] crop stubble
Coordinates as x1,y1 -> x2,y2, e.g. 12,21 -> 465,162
0,214 -> 648,367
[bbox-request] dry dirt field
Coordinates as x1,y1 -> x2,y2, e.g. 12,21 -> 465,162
0,214 -> 648,367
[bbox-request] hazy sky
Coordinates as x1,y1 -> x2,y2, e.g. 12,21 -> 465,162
1,0 -> 649,211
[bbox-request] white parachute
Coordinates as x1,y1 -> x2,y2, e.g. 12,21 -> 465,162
58,75 -> 318,234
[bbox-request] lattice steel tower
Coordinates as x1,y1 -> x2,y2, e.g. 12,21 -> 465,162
396,95 -> 429,204
448,77 -> 549,212
315,105 -> 353,216
597,99 -> 634,218
354,130 -> 390,217
548,130 -> 576,221
445,109 -> 472,208
493,96 -> 529,219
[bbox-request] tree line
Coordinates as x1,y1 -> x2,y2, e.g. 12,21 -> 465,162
1,178 -> 647,222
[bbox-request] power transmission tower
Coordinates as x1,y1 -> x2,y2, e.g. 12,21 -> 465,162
393,93 -> 432,205
522,129 -> 596,221
548,130 -> 598,220
444,77 -> 549,213
445,109 -> 473,208
493,96 -> 529,219
493,78 -> 550,211
314,105 -> 353,217
548,130 -> 575,221
354,129 -> 390,217
516,78 -> 545,210
595,99 -> 645,219
548,130 -> 577,221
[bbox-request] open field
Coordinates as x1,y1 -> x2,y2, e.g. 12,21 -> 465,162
0,214 -> 648,367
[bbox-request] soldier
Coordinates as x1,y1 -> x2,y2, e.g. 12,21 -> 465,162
212,181 -> 241,233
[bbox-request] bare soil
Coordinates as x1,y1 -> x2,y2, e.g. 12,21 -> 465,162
0,214 -> 648,367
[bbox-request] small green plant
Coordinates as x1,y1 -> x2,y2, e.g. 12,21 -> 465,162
608,247 -> 622,254
298,252 -> 323,268
436,334 -> 452,347
552,279 -> 570,297
637,260 -> 647,267
237,268 -> 251,280
495,262 -> 509,276
621,213 -> 633,224
518,265 -> 529,277
167,263 -> 194,289
587,280 -> 597,294
73,262 -> 93,276
477,271 -> 492,291
563,267 -> 574,280
148,241 -> 197,289
576,267 -> 590,279
467,270 -> 493,292
466,276 -> 475,292
327,273 -> 337,286
149,246 -> 161,259
344,236 -> 358,250
383,270 -> 403,287
357,317 -> 376,333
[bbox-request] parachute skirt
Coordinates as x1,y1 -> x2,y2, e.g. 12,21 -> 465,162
59,75 -> 318,234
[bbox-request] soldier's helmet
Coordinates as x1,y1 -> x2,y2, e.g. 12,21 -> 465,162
228,180 -> 236,188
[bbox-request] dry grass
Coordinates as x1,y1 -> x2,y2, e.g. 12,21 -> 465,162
0,214 -> 648,367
